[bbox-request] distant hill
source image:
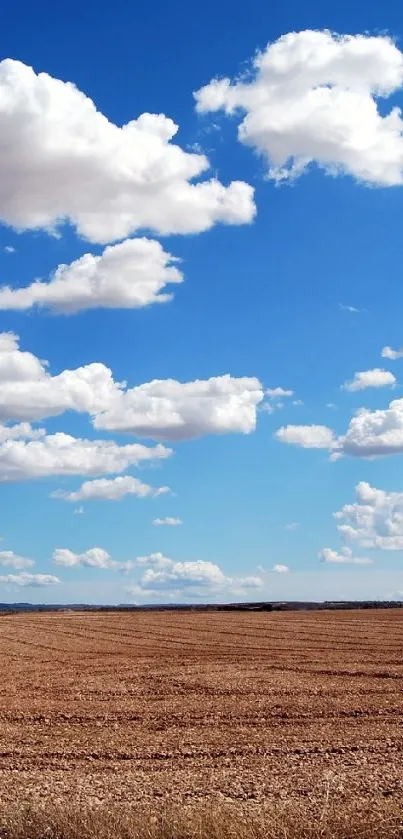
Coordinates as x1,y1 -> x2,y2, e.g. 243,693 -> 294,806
1,600 -> 403,614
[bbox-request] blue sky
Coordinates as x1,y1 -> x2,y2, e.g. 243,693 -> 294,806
1,0 -> 403,603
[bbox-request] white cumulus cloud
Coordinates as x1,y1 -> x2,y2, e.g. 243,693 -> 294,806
319,546 -> 373,565
52,547 -> 133,571
0,573 -> 60,586
273,564 -> 289,573
0,550 -> 35,569
93,374 -> 263,440
0,59 -> 255,243
342,399 -> 403,457
275,424 -> 336,449
53,475 -> 170,502
382,346 -> 403,360
276,397 -> 403,459
0,433 -> 170,483
335,482 -> 403,550
0,422 -> 45,443
0,332 -> 122,422
0,238 -> 183,314
342,368 -> 396,392
0,333 -> 263,442
153,517 -> 183,526
129,552 -> 263,600
195,30 -> 403,186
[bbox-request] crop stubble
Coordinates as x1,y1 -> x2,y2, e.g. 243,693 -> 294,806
1,609 -> 403,812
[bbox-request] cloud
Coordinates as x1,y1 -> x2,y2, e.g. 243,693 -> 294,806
382,346 -> 403,360
0,332 -> 123,422
4,246 -> 15,254
275,424 -> 336,449
285,522 -> 299,531
52,547 -> 133,571
342,368 -> 396,392
195,30 -> 403,186
93,374 -> 264,440
261,386 -> 294,414
0,59 -> 255,244
0,422 -> 45,443
335,482 -> 403,550
340,304 -> 361,313
53,475 -> 170,502
273,564 -> 289,573
230,576 -> 264,593
129,552 -> 263,600
0,573 -> 60,586
266,387 -> 294,398
0,550 -> 35,569
74,506 -> 84,515
342,398 -> 403,457
153,517 -> 183,526
0,238 -> 183,314
319,546 -> 373,565
0,433 -> 170,483
135,551 -> 173,567
136,554 -> 226,586
276,396 -> 403,459
0,333 -> 263,441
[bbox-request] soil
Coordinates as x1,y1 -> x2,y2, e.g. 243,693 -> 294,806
1,609 -> 403,810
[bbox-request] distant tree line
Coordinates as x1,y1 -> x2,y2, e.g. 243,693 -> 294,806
1,600 -> 403,616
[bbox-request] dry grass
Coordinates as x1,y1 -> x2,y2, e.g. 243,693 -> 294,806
1,801 -> 403,839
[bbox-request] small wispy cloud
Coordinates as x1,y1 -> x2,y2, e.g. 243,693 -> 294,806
319,547 -> 373,566
153,517 -> 183,526
261,387 -> 295,414
0,572 -> 60,586
285,522 -> 299,531
339,304 -> 361,314
273,564 -> 289,573
381,346 -> 403,361
266,387 -> 294,398
4,246 -> 15,254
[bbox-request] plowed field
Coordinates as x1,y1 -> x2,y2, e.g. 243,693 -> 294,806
1,609 -> 403,811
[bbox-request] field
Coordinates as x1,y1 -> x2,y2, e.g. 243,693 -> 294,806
1,609 -> 403,836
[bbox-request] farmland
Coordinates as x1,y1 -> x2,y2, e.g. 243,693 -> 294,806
1,609 -> 403,834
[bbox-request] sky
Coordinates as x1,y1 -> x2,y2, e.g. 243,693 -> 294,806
2,0 -> 403,603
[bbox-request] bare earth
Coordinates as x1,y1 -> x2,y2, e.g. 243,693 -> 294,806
1,609 -> 403,811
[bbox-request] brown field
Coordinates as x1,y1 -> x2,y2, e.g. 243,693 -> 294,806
1,609 -> 403,836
